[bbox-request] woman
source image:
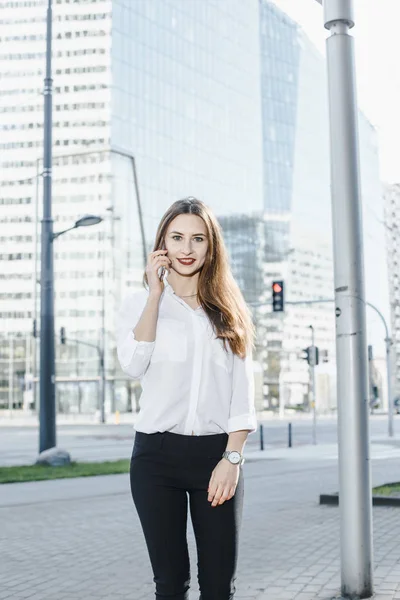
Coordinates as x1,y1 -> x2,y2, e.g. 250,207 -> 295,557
116,196 -> 257,600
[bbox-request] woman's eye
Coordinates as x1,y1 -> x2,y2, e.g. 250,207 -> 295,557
172,236 -> 204,242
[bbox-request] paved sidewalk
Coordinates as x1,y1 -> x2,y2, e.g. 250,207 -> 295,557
2,451 -> 400,600
247,441 -> 400,462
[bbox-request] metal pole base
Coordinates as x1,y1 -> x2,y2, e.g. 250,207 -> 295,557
36,447 -> 72,467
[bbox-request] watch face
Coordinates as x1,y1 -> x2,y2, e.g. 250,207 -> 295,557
229,451 -> 241,464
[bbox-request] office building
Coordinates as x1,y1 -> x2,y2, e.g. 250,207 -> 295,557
1,0 -> 390,413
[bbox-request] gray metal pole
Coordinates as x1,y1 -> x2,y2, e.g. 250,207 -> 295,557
368,345 -> 374,414
100,350 -> 106,423
366,301 -> 394,438
385,336 -> 393,436
25,333 -> 30,410
324,1 -> 373,597
109,206 -> 117,414
8,335 -> 14,414
100,228 -> 106,424
33,158 -> 40,413
39,0 -> 56,453
310,326 -> 317,445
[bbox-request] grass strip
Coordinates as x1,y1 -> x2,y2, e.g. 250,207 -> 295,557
373,483 -> 400,497
0,459 -> 130,484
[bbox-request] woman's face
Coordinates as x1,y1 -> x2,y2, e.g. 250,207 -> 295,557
164,214 -> 209,276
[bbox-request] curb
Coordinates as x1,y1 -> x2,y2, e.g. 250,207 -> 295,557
320,493 -> 400,507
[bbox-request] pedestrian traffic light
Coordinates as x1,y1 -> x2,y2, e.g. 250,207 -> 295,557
272,280 -> 284,312
60,327 -> 66,345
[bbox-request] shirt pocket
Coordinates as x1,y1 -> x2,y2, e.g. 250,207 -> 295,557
211,337 -> 231,372
151,317 -> 187,363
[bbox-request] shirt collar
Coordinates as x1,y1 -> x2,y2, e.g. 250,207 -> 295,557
162,271 -> 204,315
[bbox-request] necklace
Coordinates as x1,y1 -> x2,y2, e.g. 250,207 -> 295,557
178,292 -> 198,298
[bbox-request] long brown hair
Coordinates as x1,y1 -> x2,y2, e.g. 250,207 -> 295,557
142,197 -> 255,359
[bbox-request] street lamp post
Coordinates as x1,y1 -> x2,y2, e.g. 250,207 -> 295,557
38,0 -> 106,457
322,0 -> 373,596
39,0 -> 55,454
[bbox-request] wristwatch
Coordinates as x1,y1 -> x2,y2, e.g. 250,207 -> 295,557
222,450 -> 245,465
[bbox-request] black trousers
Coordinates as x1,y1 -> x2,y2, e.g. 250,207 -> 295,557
130,430 -> 244,600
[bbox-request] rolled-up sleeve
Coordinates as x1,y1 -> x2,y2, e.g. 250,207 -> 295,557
116,291 -> 155,380
227,347 -> 258,434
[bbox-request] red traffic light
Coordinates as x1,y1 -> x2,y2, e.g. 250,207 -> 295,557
272,280 -> 284,312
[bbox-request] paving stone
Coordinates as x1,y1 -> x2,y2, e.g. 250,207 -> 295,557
2,455 -> 400,600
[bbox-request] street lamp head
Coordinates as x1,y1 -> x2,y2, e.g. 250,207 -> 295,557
74,214 -> 103,228
52,214 -> 103,240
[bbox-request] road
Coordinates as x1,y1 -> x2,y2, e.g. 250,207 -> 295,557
0,414 -> 398,467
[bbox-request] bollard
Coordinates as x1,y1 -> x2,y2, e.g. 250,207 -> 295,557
288,422 -> 292,448
115,410 -> 120,425
260,423 -> 264,451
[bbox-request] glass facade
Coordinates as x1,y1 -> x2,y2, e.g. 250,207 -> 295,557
260,1 -> 300,217
110,0 -> 264,242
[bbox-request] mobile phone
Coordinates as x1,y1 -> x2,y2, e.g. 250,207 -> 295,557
159,242 -> 167,280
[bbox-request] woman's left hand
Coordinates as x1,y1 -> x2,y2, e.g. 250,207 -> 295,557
207,459 -> 240,507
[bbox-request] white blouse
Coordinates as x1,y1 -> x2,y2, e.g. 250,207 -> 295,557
116,273 -> 258,437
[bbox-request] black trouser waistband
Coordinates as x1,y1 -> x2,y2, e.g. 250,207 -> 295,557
135,430 -> 229,456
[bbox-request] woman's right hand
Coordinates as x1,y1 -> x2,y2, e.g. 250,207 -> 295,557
146,249 -> 171,296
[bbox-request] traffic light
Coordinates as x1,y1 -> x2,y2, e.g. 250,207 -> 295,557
272,280 -> 284,312
301,346 -> 319,366
60,327 -> 66,345
32,318 -> 37,338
